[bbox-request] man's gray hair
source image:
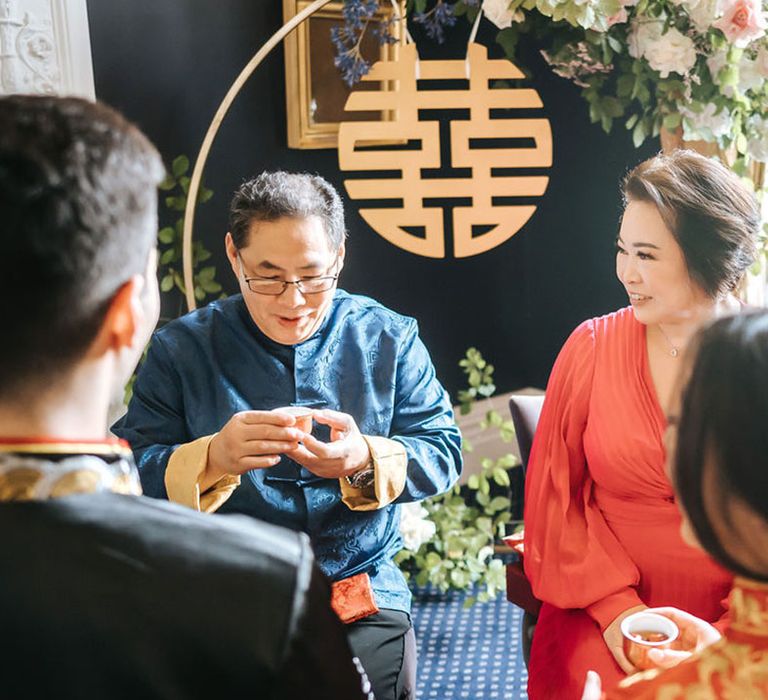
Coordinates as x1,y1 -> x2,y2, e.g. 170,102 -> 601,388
229,171 -> 347,251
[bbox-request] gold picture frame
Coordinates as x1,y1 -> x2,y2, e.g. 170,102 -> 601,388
283,0 -> 405,149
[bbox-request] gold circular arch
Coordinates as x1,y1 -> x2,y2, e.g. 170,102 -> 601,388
181,0 -> 335,311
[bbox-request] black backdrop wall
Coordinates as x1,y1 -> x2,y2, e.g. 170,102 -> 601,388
85,0 -> 658,399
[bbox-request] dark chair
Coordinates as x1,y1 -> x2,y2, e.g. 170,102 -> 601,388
506,393 -> 545,668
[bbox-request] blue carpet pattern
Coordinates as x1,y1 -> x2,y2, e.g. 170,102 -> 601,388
410,586 -> 528,699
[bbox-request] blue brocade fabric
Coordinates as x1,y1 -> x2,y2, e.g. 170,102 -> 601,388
113,291 -> 462,613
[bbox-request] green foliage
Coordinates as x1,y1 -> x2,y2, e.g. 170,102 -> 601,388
123,156 -> 223,405
457,346 -> 497,413
395,348 -> 520,606
157,155 -> 222,304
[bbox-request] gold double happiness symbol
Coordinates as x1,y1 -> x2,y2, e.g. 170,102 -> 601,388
338,43 -> 553,258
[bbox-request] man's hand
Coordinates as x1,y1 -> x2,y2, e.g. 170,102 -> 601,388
202,411 -> 304,490
644,607 -> 721,669
603,605 -> 648,673
287,409 -> 371,480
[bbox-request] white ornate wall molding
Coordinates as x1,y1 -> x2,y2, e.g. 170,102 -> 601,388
0,0 -> 94,98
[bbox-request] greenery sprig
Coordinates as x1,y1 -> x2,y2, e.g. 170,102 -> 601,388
157,155 -> 222,305
395,348 -> 519,607
124,156 -> 224,405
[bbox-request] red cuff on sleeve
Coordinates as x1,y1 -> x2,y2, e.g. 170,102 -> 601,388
586,588 -> 644,632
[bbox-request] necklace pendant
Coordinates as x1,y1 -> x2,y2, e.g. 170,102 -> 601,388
670,347 -> 679,357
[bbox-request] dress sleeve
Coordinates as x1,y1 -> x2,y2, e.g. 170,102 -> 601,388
523,320 -> 643,631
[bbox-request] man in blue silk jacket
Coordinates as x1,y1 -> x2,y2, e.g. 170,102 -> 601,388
114,171 -> 463,700
1,98 -> 370,700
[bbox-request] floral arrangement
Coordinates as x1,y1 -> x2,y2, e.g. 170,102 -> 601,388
512,0 -> 768,169
337,0 -> 768,176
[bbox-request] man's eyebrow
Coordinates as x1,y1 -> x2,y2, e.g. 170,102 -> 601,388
256,260 -> 283,271
255,260 -> 326,271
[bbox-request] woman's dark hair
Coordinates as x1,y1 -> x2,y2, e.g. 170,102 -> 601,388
674,311 -> 768,580
623,150 -> 759,298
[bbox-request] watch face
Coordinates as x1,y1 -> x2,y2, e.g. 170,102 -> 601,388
348,465 -> 375,489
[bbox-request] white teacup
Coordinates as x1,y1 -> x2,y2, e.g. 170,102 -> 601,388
272,406 -> 313,434
621,611 -> 679,670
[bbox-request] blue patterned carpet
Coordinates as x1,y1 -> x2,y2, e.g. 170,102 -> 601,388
411,586 -> 529,699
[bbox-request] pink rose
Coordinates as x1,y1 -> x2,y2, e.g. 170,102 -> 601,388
607,7 -> 629,25
605,0 -> 637,28
714,0 -> 766,48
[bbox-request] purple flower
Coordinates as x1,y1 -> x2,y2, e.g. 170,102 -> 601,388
414,1 -> 457,43
335,0 -> 402,85
342,0 -> 379,30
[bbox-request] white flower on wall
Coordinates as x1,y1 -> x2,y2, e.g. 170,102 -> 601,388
629,18 -> 697,77
746,114 -> 768,161
684,0 -> 722,31
483,0 -> 524,29
681,103 -> 732,141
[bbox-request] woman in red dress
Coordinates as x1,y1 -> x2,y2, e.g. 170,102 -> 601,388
523,150 -> 761,699
595,311 -> 768,699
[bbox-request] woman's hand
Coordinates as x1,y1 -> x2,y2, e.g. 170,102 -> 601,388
603,605 -> 648,673
581,670 -> 602,700
644,607 -> 721,669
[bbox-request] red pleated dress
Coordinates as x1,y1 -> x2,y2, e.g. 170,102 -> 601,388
523,307 -> 731,699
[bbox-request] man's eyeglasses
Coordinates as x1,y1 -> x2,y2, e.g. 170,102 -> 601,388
237,254 -> 340,296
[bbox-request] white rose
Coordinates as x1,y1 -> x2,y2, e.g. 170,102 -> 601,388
399,502 -> 437,552
483,0 -> 519,28
628,18 -> 653,58
746,114 -> 768,161
707,47 -> 730,79
738,54 -> 765,92
706,47 -> 733,94
756,45 -> 768,76
681,103 -> 732,140
684,0 -> 722,30
629,19 -> 697,77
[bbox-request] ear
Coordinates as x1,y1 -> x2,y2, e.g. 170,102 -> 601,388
336,243 -> 346,274
88,276 -> 144,358
225,232 -> 239,276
